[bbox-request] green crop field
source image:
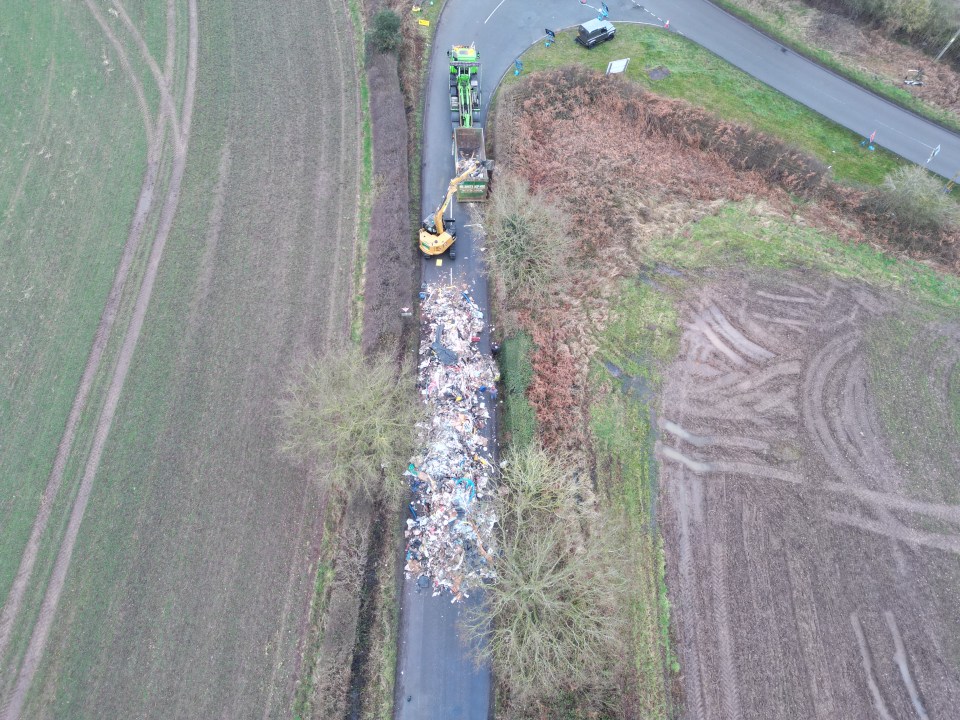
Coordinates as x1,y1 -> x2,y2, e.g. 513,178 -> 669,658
0,0 -> 363,717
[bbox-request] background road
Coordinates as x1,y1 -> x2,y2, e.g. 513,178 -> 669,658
395,1 -> 960,718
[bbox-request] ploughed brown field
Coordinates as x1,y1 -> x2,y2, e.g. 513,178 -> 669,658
659,273 -> 960,719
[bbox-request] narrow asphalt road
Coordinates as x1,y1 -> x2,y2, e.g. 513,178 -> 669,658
394,2 -> 960,719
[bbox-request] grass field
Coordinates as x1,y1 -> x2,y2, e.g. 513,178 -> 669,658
500,333 -> 536,449
589,279 -> 680,715
649,202 -> 960,308
0,0 -> 147,604
508,25 -> 902,185
0,0 -> 363,717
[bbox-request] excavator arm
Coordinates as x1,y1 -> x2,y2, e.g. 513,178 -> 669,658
419,160 -> 480,256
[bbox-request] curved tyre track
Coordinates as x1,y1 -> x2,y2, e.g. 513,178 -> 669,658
112,0 -> 183,149
660,273 -> 960,719
0,2 -> 197,717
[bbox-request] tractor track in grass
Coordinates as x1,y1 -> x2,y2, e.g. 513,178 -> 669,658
112,0 -> 183,150
0,2 -> 172,676
0,2 -> 196,716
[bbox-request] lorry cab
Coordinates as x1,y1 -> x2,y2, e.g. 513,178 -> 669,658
575,19 -> 616,48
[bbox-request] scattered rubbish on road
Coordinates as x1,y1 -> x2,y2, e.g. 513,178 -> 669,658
403,284 -> 498,601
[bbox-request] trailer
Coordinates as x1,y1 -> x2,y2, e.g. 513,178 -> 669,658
453,127 -> 488,202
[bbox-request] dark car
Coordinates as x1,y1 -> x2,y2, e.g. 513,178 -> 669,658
575,19 -> 615,48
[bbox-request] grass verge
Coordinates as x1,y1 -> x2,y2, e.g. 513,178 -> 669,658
589,279 -> 680,716
293,501 -> 342,720
357,509 -> 404,720
499,333 -> 536,448
709,0 -> 960,135
649,201 -> 960,308
509,25 -> 902,185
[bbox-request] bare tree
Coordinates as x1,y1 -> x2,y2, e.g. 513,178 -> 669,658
483,173 -> 574,306
281,345 -> 422,500
467,444 -> 630,710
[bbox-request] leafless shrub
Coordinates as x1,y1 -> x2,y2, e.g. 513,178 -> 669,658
281,345 -> 422,500
862,165 -> 960,257
484,173 -> 574,307
467,445 -> 630,712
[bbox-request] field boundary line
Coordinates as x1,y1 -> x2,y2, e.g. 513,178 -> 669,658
0,3 -> 198,717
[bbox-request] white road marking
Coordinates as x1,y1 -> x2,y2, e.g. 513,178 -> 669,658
484,0 -> 508,24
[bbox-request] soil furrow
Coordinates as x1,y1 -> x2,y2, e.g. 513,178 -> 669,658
850,612 -> 894,720
827,512 -> 960,554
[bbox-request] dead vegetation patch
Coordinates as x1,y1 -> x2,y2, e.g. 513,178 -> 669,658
361,49 -> 416,355
489,67 -> 953,448
488,65 -> 960,720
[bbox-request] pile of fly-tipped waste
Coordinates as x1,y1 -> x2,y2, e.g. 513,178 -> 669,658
403,284 -> 498,602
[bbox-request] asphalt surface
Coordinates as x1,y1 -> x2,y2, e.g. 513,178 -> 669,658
394,2 -> 960,719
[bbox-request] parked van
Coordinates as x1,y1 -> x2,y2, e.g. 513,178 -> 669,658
575,19 -> 616,48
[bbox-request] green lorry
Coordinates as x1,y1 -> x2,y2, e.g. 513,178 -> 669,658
448,44 -> 481,128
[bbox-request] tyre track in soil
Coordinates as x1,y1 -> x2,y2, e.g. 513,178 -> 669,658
0,3 -> 197,717
0,1 -> 173,674
803,324 -> 960,550
662,278 -> 809,719
321,0 -> 360,348
709,537 -> 742,720
850,612 -> 894,720
662,275 -> 960,718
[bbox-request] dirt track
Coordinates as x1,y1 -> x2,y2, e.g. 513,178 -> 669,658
659,271 -> 960,719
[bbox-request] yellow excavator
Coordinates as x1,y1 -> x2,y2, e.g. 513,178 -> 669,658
419,160 -> 480,258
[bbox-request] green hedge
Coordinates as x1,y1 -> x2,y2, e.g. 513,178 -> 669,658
500,333 -> 535,448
